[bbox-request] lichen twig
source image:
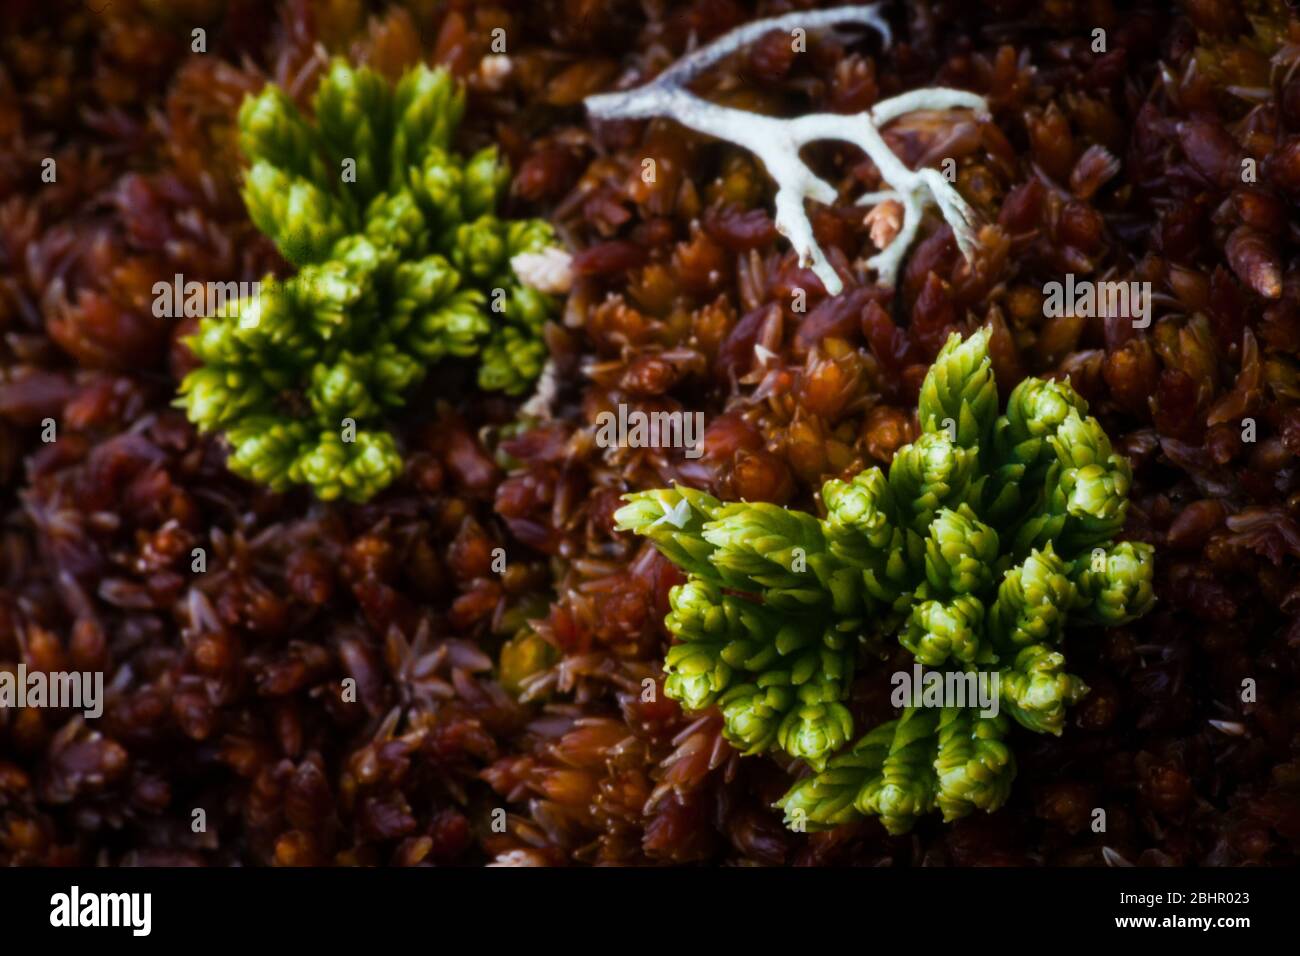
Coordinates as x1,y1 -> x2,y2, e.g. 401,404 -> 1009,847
584,5 -> 988,294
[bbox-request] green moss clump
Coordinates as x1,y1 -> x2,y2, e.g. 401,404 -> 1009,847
178,60 -> 557,501
616,329 -> 1155,833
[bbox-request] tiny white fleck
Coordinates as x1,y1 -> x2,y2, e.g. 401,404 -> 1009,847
511,247 -> 573,295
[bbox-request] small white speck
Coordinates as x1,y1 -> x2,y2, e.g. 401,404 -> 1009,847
1208,719 -> 1247,736
512,247 -> 573,295
478,54 -> 513,91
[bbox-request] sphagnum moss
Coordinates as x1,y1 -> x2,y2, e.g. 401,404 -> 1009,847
616,328 -> 1156,834
177,60 -> 560,502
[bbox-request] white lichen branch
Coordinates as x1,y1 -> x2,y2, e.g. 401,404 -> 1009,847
584,4 -> 988,295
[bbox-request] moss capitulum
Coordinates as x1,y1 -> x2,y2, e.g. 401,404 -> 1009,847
177,60 -> 559,502
617,328 -> 1155,834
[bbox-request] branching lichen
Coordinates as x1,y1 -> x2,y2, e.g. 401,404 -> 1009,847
584,5 -> 987,293
616,329 -> 1155,833
177,60 -> 560,501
